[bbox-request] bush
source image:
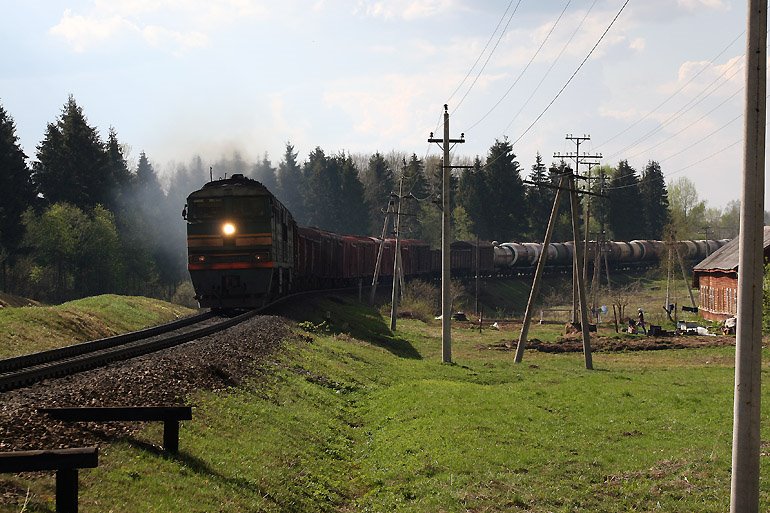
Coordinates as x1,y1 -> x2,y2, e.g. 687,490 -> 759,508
171,280 -> 198,308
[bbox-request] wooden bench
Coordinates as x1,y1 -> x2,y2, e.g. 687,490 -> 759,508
39,406 -> 192,454
0,447 -> 98,513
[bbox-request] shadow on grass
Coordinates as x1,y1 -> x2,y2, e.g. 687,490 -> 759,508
275,293 -> 422,360
124,438 -> 286,510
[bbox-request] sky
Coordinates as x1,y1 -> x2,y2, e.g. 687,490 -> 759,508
0,0 -> 757,209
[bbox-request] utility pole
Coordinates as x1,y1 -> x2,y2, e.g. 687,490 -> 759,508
428,104 -> 465,364
515,172 -> 596,369
370,196 -> 396,305
390,177 -> 406,331
731,1 -> 766,508
554,134 -> 602,323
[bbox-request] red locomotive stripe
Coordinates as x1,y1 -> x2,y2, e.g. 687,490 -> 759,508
187,237 -> 224,247
188,261 -> 274,270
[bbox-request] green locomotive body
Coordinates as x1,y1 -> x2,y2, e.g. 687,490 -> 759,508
184,174 -> 295,309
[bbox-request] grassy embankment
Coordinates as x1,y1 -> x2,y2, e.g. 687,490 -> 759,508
1,279 -> 764,512
0,294 -> 195,358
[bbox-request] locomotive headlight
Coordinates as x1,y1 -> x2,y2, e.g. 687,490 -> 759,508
222,222 -> 236,236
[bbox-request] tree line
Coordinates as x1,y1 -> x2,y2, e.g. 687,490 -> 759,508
0,96 -> 742,304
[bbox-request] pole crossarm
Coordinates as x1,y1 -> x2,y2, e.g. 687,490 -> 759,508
523,179 -> 607,198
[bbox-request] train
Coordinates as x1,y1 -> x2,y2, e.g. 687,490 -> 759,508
183,174 -> 728,310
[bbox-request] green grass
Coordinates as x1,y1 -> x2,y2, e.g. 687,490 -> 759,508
0,294 -> 195,358
1,293 -> 764,512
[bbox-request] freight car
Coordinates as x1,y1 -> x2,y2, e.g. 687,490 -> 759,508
184,175 -> 728,309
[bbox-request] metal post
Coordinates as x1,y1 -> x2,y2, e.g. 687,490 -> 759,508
730,0 -> 766,510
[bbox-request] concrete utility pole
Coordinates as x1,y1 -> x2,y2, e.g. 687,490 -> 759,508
730,1 -> 766,510
554,135 -> 602,323
428,105 -> 465,364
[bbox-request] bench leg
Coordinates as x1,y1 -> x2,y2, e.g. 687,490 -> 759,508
55,469 -> 78,513
163,420 -> 180,453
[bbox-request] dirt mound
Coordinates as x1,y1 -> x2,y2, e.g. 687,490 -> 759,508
526,334 -> 735,353
0,292 -> 41,308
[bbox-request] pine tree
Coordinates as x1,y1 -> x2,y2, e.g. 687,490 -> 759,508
0,103 -> 35,255
33,96 -> 110,209
638,160 -> 670,239
607,160 -> 642,240
399,154 -> 429,239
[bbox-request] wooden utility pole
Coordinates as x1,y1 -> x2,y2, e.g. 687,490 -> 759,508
515,172 -> 594,370
370,196 -> 396,305
514,174 -> 568,361
428,105 -> 465,363
730,0 -> 766,510
554,135 -> 602,322
390,178 -> 406,331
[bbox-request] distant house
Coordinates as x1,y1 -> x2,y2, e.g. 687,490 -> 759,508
692,227 -> 770,321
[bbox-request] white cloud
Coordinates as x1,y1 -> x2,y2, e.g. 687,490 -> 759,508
629,37 -> 645,52
355,0 -> 458,20
50,0 -> 269,53
677,0 -> 728,10
49,10 -> 136,52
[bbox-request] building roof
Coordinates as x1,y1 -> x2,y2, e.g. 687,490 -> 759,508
692,226 -> 770,282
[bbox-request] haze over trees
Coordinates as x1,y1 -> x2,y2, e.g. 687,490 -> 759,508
0,96 -> 747,304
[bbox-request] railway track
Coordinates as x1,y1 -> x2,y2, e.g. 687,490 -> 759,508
0,309 -> 261,392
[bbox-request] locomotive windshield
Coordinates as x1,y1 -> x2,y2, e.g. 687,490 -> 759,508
188,196 -> 268,221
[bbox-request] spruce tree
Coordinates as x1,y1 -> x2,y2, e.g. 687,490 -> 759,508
362,152 -> 395,235
457,157 -> 487,239
638,160 -> 670,239
253,153 -> 278,192
276,142 -> 305,222
33,96 -> 110,209
335,153 -> 370,235
0,103 -> 35,255
607,160 -> 642,240
104,127 -> 132,215
481,138 -> 525,241
524,152 -> 552,240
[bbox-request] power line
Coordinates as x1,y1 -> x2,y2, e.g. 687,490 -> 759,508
465,0 -> 572,132
511,0 -> 630,147
452,0 -> 524,113
446,0 -> 516,105
606,55 -> 745,160
503,0 -> 597,134
597,31 -> 745,148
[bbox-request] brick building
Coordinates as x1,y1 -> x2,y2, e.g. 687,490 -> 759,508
692,227 -> 770,321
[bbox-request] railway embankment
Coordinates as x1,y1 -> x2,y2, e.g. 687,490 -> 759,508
0,292 -> 763,512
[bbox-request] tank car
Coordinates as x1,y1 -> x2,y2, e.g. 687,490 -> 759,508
184,174 -> 295,309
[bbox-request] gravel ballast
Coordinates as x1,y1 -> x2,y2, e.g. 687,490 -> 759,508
0,315 -> 291,453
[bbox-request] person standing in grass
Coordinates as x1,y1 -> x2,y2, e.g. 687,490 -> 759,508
637,308 -> 647,335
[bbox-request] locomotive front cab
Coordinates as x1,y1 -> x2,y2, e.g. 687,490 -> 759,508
185,175 -> 294,309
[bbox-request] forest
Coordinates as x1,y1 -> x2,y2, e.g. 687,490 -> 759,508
0,96 -> 745,304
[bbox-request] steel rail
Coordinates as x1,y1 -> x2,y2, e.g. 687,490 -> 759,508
0,310 -> 259,392
0,311 -> 215,374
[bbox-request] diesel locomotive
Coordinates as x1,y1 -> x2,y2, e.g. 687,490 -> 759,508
184,174 -> 295,309
184,175 -> 728,310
